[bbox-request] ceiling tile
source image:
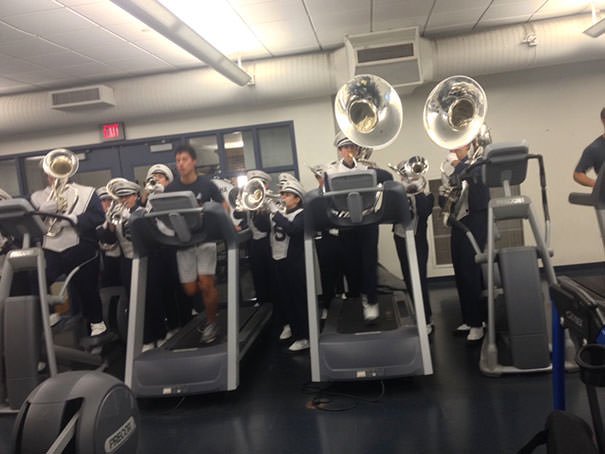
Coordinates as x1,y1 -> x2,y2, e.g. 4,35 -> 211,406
75,41 -> 156,62
0,0 -> 61,19
0,55 -> 44,75
250,19 -> 319,52
0,22 -> 31,43
7,69 -> 72,84
3,8 -> 97,36
133,37 -> 199,64
0,36 -> 67,57
479,0 -> 544,24
304,0 -> 370,15
431,0 -> 492,14
373,0 -> 432,18
45,27 -> 127,51
532,0 -> 605,19
0,75 -> 30,87
71,1 -> 143,25
101,21 -> 160,42
58,61 -> 122,78
24,51 -> 97,68
236,0 -> 307,23
104,56 -> 174,72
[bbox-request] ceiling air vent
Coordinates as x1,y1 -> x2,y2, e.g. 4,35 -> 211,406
345,27 -> 424,92
49,85 -> 116,111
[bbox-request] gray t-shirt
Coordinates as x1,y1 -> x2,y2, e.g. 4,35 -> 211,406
575,135 -> 605,174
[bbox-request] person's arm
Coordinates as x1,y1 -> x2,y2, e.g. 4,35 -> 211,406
74,193 -> 105,231
272,211 -> 304,237
574,145 -> 596,187
573,171 -> 595,188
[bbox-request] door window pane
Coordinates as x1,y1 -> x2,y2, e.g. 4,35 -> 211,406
24,156 -> 47,194
223,130 -> 256,173
188,136 -> 219,175
258,125 -> 294,168
0,160 -> 20,196
72,170 -> 113,191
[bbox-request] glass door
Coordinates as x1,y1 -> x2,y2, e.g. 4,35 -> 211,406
22,146 -> 123,195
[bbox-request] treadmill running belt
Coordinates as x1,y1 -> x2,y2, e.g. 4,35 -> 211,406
168,306 -> 258,350
337,296 -> 399,334
574,275 -> 605,299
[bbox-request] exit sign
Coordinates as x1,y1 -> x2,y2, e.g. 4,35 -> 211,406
100,122 -> 125,141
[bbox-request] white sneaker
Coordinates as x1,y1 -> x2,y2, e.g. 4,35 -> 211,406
455,323 -> 471,332
165,328 -> 178,341
288,338 -> 310,352
361,296 -> 379,321
90,321 -> 107,336
467,327 -> 484,342
321,308 -> 328,320
426,323 -> 433,336
279,324 -> 292,340
201,322 -> 218,344
49,313 -> 61,327
142,342 -> 155,352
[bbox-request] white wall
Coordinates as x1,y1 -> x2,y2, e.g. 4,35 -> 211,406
376,58 -> 605,278
1,58 -> 604,279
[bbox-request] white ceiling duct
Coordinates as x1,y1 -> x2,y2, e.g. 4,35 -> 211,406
425,14 -> 604,81
0,14 -> 604,136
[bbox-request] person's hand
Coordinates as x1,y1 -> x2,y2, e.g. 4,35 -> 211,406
39,200 -> 58,213
267,200 -> 279,214
454,146 -> 469,161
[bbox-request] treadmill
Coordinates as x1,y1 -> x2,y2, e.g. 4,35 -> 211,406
124,191 -> 272,396
552,166 -> 605,346
304,169 -> 433,382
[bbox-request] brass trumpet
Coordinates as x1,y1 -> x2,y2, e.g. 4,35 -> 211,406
105,178 -> 130,226
238,177 -> 282,212
388,156 -> 429,195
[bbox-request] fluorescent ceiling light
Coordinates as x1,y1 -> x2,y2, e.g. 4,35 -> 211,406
157,0 -> 264,58
584,1 -> 605,37
110,0 -> 252,86
584,16 -> 605,37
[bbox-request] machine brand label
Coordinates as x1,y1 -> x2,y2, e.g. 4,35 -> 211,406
565,310 -> 583,329
104,416 -> 136,453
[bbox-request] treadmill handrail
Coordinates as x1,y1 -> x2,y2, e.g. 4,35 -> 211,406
569,193 -> 595,206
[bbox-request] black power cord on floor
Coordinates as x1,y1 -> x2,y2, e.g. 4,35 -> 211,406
302,380 -> 386,412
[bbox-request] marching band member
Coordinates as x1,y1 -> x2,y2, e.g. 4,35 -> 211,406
97,179 -> 168,350
242,170 -> 274,307
141,164 -> 173,205
165,143 -> 226,344
31,156 -> 106,336
324,132 -> 393,322
255,178 -> 308,351
392,167 -> 435,335
143,163 -> 190,336
96,186 -> 122,288
446,143 -> 490,342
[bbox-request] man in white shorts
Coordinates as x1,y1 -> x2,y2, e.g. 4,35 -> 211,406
165,143 -> 227,343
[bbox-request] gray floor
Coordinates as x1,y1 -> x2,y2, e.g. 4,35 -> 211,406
0,283 -> 600,453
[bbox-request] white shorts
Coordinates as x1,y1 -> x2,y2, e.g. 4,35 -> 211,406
176,242 -> 217,283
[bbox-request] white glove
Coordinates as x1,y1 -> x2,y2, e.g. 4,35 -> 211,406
268,200 -> 279,214
39,200 -> 58,213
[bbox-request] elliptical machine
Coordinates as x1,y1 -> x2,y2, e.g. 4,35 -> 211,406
0,199 -> 114,411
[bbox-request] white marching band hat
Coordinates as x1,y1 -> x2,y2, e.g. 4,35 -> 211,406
95,186 -> 111,200
146,164 -> 174,183
112,179 -> 140,197
280,178 -> 305,201
246,169 -> 271,184
334,131 -> 356,148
